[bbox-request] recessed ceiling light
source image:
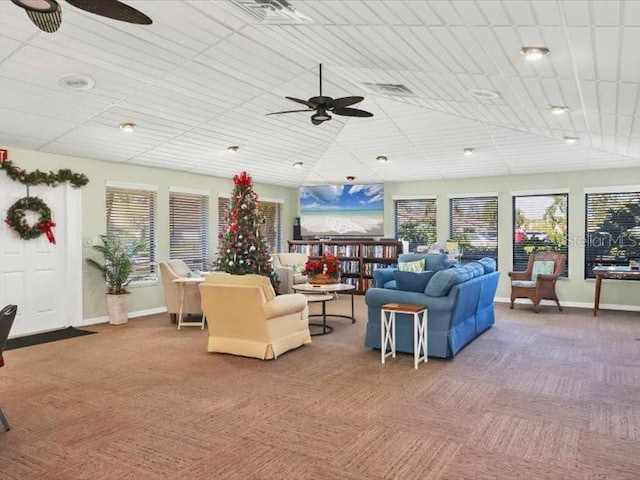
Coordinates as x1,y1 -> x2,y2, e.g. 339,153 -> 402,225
376,155 -> 388,163
292,161 -> 303,168
463,148 -> 476,155
551,106 -> 569,115
520,46 -> 550,60
119,122 -> 136,133
57,73 -> 95,91
564,136 -> 579,144
470,89 -> 500,100
227,145 -> 239,153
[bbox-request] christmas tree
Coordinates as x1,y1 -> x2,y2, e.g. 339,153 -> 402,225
216,171 -> 278,287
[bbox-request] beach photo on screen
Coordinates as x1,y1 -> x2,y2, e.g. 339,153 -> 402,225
300,184 -> 384,236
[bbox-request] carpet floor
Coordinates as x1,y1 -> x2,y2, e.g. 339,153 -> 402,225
1,296 -> 639,479
4,327 -> 96,351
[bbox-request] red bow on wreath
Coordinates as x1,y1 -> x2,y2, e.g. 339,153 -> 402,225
38,220 -> 56,244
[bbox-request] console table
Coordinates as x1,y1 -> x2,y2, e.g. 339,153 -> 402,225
593,266 -> 640,316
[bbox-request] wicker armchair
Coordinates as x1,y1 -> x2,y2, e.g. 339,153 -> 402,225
508,251 -> 566,313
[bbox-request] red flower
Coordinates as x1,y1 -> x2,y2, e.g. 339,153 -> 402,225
303,253 -> 340,275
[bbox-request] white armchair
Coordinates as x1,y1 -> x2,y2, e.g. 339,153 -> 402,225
200,274 -> 311,360
271,252 -> 309,294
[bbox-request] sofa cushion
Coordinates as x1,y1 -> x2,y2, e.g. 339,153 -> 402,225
394,270 -> 435,293
383,280 -> 398,290
398,253 -> 449,271
424,267 -> 475,297
398,259 -> 425,272
476,257 -> 497,273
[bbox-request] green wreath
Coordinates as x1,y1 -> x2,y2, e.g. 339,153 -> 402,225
5,196 -> 56,243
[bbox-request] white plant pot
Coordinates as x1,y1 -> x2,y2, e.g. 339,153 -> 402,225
106,294 -> 130,325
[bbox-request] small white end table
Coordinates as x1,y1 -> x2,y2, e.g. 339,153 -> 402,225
380,303 -> 428,369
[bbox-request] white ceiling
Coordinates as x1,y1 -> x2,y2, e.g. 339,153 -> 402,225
1,0 -> 639,187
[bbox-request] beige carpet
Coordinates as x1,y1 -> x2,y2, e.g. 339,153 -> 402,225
1,296 -> 639,479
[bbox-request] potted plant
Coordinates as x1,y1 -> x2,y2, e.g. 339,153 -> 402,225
303,253 -> 342,285
86,234 -> 143,325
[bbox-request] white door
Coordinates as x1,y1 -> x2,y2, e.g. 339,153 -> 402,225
0,175 -> 82,336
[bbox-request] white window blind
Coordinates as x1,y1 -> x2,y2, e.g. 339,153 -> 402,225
106,185 -> 157,282
394,198 -> 437,252
450,196 -> 498,261
218,198 -> 282,253
512,193 -> 568,276
585,191 -> 640,278
169,191 -> 209,271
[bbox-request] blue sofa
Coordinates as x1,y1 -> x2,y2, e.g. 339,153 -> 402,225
365,253 -> 500,359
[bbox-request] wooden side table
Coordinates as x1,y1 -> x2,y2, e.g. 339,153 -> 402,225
380,303 -> 428,369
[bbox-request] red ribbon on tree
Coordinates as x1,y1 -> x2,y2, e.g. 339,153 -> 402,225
38,220 -> 56,244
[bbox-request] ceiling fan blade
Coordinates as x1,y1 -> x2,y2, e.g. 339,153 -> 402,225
266,109 -> 313,116
11,0 -> 59,13
25,5 -> 62,32
330,96 -> 364,109
285,96 -> 316,108
333,107 -> 374,118
65,0 -> 152,24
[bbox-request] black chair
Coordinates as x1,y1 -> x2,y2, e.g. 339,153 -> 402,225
0,304 -> 18,432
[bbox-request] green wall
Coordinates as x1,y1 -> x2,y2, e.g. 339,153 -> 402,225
383,168 -> 640,310
5,147 -> 299,320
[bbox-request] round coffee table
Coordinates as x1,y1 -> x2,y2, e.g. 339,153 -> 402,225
303,293 -> 334,335
292,283 -> 356,325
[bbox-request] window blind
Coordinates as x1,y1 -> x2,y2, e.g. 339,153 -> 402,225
218,198 -> 281,253
585,191 -> 640,278
106,186 -> 157,282
169,191 -> 209,271
449,196 -> 498,261
394,198 -> 437,252
512,193 -> 568,276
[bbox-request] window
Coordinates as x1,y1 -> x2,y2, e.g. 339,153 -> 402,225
512,193 -> 568,276
585,190 -> 640,278
106,184 -> 157,282
450,196 -> 498,261
394,198 -> 437,252
218,197 -> 282,253
169,189 -> 209,271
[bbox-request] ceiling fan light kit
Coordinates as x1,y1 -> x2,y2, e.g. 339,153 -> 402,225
267,64 -> 373,125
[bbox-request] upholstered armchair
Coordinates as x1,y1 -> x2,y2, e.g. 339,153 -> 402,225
509,251 -> 566,312
199,274 -> 311,360
271,252 -> 309,294
159,260 -> 203,323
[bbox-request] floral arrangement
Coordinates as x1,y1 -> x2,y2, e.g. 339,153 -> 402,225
303,253 -> 341,276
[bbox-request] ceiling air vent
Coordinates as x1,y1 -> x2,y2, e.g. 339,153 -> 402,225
362,82 -> 414,96
229,0 -> 313,24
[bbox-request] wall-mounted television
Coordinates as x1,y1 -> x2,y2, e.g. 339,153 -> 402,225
300,184 -> 384,237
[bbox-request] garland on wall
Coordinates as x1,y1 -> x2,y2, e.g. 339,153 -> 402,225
1,155 -> 89,243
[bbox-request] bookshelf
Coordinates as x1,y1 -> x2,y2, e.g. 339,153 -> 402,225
288,239 -> 403,293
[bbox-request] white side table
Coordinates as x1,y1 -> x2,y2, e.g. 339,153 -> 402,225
172,277 -> 206,330
380,303 -> 428,369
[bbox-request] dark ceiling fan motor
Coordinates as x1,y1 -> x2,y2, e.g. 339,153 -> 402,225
267,64 -> 374,125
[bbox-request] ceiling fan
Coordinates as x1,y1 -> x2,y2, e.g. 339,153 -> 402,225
267,64 -> 373,125
11,0 -> 152,33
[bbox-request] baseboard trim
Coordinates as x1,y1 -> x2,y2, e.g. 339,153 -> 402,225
77,307 -> 168,327
495,296 -> 640,313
